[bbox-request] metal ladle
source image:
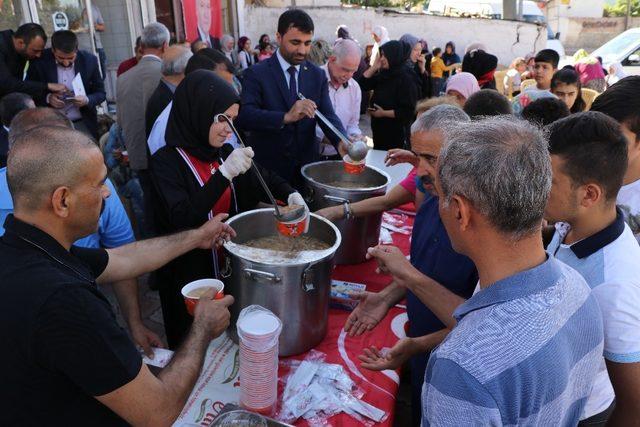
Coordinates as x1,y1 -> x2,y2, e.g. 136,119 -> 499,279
297,93 -> 369,162
214,114 -> 306,223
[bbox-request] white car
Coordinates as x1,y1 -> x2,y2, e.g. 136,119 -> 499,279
592,28 -> 640,76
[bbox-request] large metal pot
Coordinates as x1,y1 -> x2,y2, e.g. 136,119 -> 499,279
222,209 -> 341,356
302,161 -> 389,265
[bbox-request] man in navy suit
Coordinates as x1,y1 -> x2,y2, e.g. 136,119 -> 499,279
27,30 -> 105,138
236,9 -> 347,189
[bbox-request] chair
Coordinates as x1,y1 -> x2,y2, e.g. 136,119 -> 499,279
494,70 -> 508,97
520,79 -> 537,92
581,88 -> 599,111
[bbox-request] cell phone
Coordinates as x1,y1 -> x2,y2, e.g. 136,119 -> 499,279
61,93 -> 74,101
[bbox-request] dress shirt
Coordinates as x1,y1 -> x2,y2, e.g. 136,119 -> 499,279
316,65 -> 361,156
198,27 -> 210,47
276,49 -> 299,90
56,64 -> 82,121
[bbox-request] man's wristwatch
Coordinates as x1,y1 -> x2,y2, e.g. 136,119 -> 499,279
343,202 -> 353,220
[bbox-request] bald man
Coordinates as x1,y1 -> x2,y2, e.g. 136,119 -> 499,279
317,38 -> 363,160
0,126 -> 235,426
0,107 -> 164,357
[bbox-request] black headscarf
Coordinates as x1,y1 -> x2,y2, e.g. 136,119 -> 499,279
165,70 -> 240,162
379,40 -> 411,78
442,41 -> 460,66
337,25 -> 351,40
462,49 -> 498,79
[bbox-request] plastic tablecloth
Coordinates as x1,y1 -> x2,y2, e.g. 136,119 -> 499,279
174,212 -> 414,426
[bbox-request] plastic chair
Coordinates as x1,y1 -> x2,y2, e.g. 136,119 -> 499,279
581,88 -> 599,111
494,70 -> 508,97
520,79 -> 537,92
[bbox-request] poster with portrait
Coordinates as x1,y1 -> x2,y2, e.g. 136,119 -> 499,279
183,0 -> 223,44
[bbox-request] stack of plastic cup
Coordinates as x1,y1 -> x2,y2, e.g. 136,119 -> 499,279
236,305 -> 283,415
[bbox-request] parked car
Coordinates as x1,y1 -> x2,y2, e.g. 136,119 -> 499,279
592,28 -> 640,76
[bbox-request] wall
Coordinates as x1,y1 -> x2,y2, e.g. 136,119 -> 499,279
244,6 -> 546,66
545,0 -> 605,19
562,17 -> 640,53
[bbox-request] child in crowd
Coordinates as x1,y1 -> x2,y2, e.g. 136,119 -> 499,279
532,49 -> 559,91
504,57 -> 527,96
551,68 -> 586,113
257,42 -> 273,62
463,89 -> 512,118
521,97 -> 570,126
430,47 -> 459,97
511,49 -> 559,115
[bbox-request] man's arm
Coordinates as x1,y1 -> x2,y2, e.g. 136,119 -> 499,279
347,83 -> 362,136
235,67 -> 286,131
85,55 -> 106,107
359,328 -> 450,371
96,293 -> 233,426
97,213 -> 235,284
1,56 -> 48,99
317,185 -> 414,222
605,361 -> 640,426
367,245 -> 466,329
344,281 -> 406,336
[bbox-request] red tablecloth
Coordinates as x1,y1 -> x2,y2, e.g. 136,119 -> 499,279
175,212 -> 415,427
284,213 -> 414,426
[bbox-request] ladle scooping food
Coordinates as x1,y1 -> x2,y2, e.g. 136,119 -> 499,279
214,114 -> 307,224
297,93 -> 369,162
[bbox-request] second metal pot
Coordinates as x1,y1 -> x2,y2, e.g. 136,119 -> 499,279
302,161 -> 389,264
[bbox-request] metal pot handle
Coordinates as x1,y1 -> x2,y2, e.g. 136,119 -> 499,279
305,186 -> 315,204
244,268 -> 282,284
220,257 -> 232,279
301,264 -> 317,292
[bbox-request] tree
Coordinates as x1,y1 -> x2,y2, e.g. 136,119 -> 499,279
604,0 -> 640,17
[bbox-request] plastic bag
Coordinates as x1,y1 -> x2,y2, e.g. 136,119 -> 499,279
277,350 -> 387,425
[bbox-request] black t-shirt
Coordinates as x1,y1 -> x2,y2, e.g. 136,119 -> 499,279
0,215 -> 142,426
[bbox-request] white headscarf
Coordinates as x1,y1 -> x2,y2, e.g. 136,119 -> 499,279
370,25 -> 390,66
606,62 -> 627,87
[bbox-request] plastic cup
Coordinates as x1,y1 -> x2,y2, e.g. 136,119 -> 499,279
181,278 -> 224,316
343,158 -> 366,174
276,213 -> 309,237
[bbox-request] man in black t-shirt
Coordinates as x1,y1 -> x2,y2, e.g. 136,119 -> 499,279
0,125 -> 236,426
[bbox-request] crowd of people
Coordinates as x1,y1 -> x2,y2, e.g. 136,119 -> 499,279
1,7 -> 640,426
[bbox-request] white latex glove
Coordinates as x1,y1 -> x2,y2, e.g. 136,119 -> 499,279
287,192 -> 310,233
219,147 -> 254,181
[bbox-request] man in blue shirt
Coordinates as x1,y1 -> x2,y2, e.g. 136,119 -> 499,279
345,105 -> 477,425
367,116 -> 604,425
0,107 -> 162,356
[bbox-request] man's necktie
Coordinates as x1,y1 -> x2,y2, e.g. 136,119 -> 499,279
288,66 -> 297,103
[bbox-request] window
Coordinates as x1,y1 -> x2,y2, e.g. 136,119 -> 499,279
0,0 -> 26,32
